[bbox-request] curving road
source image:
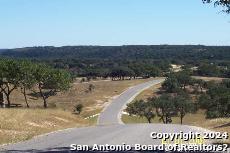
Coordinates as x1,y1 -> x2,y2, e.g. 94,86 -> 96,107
98,79 -> 164,125
1,79 -> 213,153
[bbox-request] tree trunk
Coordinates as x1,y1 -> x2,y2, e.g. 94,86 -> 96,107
180,116 -> 183,125
161,116 -> 165,124
5,84 -> 17,108
22,88 -> 29,108
161,111 -> 166,124
160,116 -> 165,124
147,117 -> 151,123
39,84 -> 47,108
42,94 -> 47,108
6,94 -> 10,108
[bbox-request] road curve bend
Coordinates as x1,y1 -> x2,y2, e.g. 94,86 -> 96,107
1,78 -> 215,153
97,79 -> 164,125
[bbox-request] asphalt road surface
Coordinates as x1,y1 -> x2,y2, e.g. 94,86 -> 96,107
98,79 -> 164,125
0,79 -> 213,153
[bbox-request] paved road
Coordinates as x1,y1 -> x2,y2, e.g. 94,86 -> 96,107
98,79 -> 164,125
1,79 -> 213,153
1,124 -> 211,152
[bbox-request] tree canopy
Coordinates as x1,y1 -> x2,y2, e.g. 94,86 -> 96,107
0,58 -> 72,108
126,99 -> 155,123
198,79 -> 230,118
203,0 -> 230,13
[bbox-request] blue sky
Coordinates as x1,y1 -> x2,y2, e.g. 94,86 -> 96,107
0,0 -> 229,48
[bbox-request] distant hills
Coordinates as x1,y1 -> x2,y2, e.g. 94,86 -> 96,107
0,49 -> 7,53
0,45 -> 230,61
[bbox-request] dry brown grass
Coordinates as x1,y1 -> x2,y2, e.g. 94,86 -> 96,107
192,76 -> 225,82
0,109 -> 89,145
10,78 -> 155,117
133,83 -> 161,101
0,78 -> 155,145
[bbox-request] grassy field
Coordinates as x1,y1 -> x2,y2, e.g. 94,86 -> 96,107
131,83 -> 162,101
0,78 -> 155,145
0,109 -> 91,145
10,78 -> 155,117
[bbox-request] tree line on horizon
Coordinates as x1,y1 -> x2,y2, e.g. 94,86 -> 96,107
0,45 -> 229,79
1,45 -> 230,61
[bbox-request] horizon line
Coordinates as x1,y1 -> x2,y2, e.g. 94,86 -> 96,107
2,44 -> 230,50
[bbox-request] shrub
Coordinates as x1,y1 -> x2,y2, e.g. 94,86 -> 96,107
74,104 -> 83,115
